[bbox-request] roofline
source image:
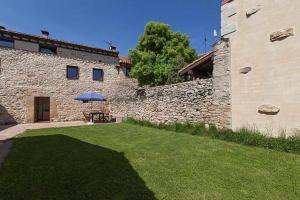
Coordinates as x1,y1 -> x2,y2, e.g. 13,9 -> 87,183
118,56 -> 132,68
0,29 -> 118,57
222,0 -> 234,6
179,51 -> 214,75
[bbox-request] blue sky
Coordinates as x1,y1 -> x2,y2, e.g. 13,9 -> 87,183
0,0 -> 221,55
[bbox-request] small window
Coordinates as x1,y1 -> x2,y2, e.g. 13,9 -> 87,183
0,39 -> 14,48
67,66 -> 79,79
39,45 -> 57,55
93,68 -> 103,81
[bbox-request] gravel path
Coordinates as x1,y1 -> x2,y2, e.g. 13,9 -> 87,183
0,121 -> 88,141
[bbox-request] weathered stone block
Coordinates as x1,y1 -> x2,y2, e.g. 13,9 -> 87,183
222,6 -> 237,18
258,105 -> 280,115
239,67 -> 252,74
221,24 -> 237,36
246,5 -> 261,18
270,28 -> 294,42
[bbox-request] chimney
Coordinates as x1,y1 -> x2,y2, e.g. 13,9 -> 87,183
0,26 -> 6,30
41,30 -> 49,39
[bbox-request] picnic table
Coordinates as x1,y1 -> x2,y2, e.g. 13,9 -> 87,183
89,111 -> 109,123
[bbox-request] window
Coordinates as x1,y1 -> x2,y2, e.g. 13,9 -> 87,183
93,68 -> 103,81
39,45 -> 57,55
125,67 -> 131,77
0,39 -> 14,48
67,66 -> 79,79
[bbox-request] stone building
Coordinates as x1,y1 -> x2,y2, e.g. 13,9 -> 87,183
221,0 -> 300,136
0,28 -> 134,124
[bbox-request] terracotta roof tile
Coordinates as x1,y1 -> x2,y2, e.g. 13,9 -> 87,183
119,56 -> 130,63
222,0 -> 233,5
119,56 -> 132,67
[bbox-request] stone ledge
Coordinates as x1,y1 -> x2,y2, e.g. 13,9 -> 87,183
270,28 -> 294,42
246,5 -> 261,18
258,105 -> 280,115
239,67 -> 252,74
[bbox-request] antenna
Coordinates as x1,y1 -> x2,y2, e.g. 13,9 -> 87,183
199,27 -> 219,53
213,29 -> 218,37
204,33 -> 207,53
104,40 -> 113,47
104,40 -> 117,51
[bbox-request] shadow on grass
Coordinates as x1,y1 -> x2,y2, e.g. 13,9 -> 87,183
0,135 -> 157,200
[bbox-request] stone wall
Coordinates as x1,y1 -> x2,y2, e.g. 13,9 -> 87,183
57,47 -> 114,63
111,80 -> 217,126
0,47 -> 135,124
212,38 -> 231,128
13,39 -> 115,63
111,39 -> 231,129
15,40 -> 39,52
110,79 -> 229,128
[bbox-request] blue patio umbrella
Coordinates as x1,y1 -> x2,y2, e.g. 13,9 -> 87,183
74,92 -> 106,102
74,92 -> 107,123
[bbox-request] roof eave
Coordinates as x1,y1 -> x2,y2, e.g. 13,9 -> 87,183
0,29 -> 118,57
222,0 -> 234,6
179,51 -> 214,75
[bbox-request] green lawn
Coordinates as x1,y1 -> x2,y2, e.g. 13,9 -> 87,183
0,123 -> 299,200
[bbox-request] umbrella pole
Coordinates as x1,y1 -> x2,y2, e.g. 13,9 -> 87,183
89,101 -> 93,124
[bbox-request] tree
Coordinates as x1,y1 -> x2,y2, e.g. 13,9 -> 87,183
129,22 -> 197,86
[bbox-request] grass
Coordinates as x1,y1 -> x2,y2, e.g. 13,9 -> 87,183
126,118 -> 300,154
0,123 -> 299,200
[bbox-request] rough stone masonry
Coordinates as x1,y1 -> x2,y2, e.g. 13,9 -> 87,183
0,47 -> 134,124
0,27 -> 230,129
110,39 -> 231,129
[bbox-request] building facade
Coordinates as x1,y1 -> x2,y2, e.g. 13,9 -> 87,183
0,28 -> 134,124
222,0 -> 300,136
1,0 -> 299,137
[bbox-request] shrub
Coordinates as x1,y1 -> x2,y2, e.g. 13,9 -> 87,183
126,118 -> 300,154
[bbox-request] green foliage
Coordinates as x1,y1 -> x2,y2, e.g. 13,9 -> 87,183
126,118 -> 300,154
129,22 -> 197,86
